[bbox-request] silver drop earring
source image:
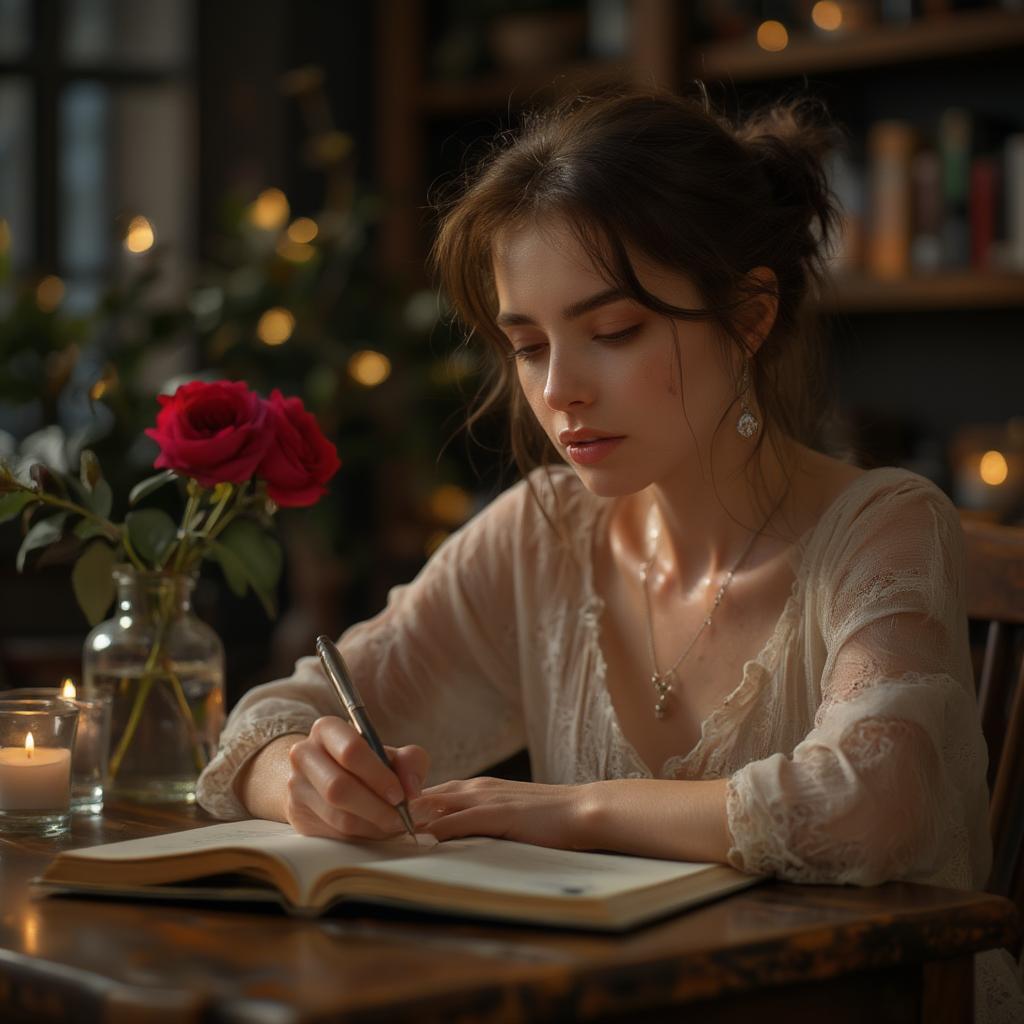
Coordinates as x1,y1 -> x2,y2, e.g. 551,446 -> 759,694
736,360 -> 760,439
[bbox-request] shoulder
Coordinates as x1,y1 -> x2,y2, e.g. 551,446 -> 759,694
809,465 -> 963,592
821,465 -> 958,540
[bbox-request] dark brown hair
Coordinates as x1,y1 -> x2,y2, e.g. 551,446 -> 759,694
429,85 -> 845,537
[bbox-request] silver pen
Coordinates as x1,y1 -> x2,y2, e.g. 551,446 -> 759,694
315,635 -> 418,844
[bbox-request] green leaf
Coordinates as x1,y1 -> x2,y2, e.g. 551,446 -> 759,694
210,518 -> 282,618
208,540 -> 249,599
125,508 -> 178,568
0,491 -> 38,524
128,470 -> 176,507
71,541 -> 117,626
73,518 -> 110,542
89,478 -> 113,519
16,513 -> 68,572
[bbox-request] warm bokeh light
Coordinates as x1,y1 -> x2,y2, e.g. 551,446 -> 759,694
61,678 -> 77,699
812,1 -> 843,31
36,275 -> 65,312
348,349 -> 391,387
0,218 -> 10,253
287,217 -> 318,244
756,20 -> 789,51
276,238 -> 316,263
22,906 -> 39,956
124,215 -> 155,253
248,188 -> 290,231
257,307 -> 295,346
429,484 -> 472,526
980,450 -> 1009,486
25,731 -> 34,755
89,364 -> 119,401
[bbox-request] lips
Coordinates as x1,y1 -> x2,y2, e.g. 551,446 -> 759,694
557,428 -> 622,446
562,435 -> 625,466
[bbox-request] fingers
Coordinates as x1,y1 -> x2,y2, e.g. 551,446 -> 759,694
287,717 -> 434,842
390,744 -> 431,800
291,738 -> 406,835
310,716 -> 406,805
287,773 -> 397,841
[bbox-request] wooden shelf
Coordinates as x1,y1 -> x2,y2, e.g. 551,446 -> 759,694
693,9 -> 1024,82
417,59 -> 630,117
818,271 -> 1024,313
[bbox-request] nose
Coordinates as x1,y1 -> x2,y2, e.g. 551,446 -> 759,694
543,347 -> 593,412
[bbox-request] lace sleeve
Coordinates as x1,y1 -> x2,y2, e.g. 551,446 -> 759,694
724,473 -> 992,888
196,479 -> 532,820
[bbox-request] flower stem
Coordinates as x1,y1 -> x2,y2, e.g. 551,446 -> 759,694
162,654 -> 207,774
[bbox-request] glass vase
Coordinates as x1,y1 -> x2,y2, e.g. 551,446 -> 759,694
82,566 -> 225,803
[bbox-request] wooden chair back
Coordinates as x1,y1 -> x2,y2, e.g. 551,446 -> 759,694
961,515 -> 1024,916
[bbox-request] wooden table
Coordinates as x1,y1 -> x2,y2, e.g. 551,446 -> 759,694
0,801 -> 1018,1024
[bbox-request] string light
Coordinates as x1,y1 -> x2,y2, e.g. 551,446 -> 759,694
36,275 -> 65,312
287,217 -> 318,244
276,238 -> 316,263
429,484 -> 472,526
756,20 -> 789,51
348,350 -> 391,387
248,188 -> 290,231
812,1 -> 842,31
980,450 -> 1009,486
89,364 -> 119,401
124,216 -> 155,253
257,308 -> 295,346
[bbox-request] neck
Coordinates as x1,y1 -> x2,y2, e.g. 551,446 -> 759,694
642,430 -> 803,598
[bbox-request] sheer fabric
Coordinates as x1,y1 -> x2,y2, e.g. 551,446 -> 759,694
197,465 -> 1023,1021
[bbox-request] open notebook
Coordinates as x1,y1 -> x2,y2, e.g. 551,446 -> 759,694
34,819 -> 761,930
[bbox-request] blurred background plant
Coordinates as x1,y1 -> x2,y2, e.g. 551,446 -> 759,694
0,63 -> 488,693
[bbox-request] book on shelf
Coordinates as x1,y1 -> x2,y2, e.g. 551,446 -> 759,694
32,819 -> 762,930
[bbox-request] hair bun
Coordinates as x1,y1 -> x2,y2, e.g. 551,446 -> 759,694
735,97 -> 843,260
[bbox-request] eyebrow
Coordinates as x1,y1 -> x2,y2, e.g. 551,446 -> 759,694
495,287 -> 629,328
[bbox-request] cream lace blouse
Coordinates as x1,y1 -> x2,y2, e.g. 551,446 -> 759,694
196,464 -> 1023,1022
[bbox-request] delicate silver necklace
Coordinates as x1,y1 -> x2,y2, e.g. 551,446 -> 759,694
640,504 -> 775,720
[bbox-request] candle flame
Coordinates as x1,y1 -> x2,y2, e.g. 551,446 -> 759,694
25,731 -> 34,757
61,678 -> 77,699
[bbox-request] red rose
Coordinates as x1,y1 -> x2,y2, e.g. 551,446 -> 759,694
144,380 -> 273,488
257,390 -> 341,507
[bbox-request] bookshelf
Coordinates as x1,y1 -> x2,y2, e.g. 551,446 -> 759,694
822,270 -> 1024,314
693,6 -> 1024,81
373,1 -> 1024,316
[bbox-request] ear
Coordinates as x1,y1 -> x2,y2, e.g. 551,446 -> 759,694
739,266 -> 779,356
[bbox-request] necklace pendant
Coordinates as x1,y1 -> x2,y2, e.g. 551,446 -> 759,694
651,673 -> 672,719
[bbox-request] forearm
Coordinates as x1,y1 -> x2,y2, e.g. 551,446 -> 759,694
581,777 -> 733,863
234,733 -> 306,822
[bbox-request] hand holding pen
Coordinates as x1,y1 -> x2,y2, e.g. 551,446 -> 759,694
282,636 -> 431,844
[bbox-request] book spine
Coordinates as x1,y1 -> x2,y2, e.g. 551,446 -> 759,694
939,107 -> 972,269
867,120 -> 915,278
969,155 -> 998,270
1005,133 -> 1024,271
911,147 -> 943,273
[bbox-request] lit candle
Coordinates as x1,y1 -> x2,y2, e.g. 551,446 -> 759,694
0,730 -> 72,811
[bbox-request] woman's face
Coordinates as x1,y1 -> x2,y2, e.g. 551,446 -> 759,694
492,220 -> 739,498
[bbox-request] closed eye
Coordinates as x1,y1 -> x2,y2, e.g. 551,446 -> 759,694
594,325 -> 640,342
507,325 -> 640,363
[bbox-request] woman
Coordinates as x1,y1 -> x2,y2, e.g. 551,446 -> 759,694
196,89 -> 1021,1020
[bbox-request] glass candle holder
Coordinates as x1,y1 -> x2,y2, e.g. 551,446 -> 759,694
0,698 -> 78,836
7,686 -> 112,814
